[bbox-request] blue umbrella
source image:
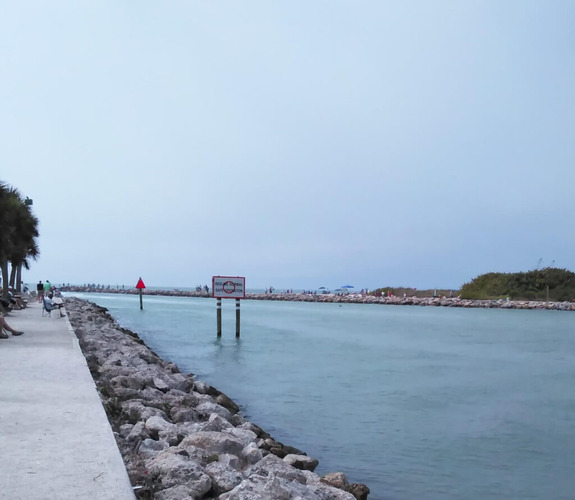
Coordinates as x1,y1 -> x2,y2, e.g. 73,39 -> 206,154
341,285 -> 354,289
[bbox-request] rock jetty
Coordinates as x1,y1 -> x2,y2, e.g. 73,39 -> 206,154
60,286 -> 575,311
66,298 -> 370,500
248,294 -> 575,311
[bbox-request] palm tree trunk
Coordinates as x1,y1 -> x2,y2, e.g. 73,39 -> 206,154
1,259 -> 9,299
9,263 -> 17,288
16,264 -> 22,293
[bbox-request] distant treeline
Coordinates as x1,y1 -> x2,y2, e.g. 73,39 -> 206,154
459,268 -> 575,301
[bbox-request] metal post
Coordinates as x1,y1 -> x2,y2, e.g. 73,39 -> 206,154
139,289 -> 143,310
235,299 -> 240,338
217,298 -> 222,337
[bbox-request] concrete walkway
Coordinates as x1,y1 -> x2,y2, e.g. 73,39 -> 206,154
0,301 -> 135,500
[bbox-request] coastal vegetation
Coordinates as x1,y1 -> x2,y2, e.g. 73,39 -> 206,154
0,181 -> 39,300
459,268 -> 575,301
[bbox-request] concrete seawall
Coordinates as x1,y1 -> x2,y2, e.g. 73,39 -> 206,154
0,301 -> 136,500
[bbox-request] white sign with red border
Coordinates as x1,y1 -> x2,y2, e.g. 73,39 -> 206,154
212,276 -> 246,299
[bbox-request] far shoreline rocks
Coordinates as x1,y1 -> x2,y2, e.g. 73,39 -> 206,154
60,286 -> 575,311
66,298 -> 370,500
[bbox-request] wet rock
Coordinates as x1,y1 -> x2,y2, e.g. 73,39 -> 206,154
349,482 -> 371,500
284,453 -> 319,472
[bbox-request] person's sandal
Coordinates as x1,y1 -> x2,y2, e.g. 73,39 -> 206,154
11,331 -> 24,336
0,331 -> 9,339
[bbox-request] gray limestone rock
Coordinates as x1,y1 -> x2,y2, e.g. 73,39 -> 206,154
203,413 -> 234,432
204,461 -> 244,495
126,421 -> 148,442
284,453 -> 319,472
179,431 -> 244,457
245,453 -> 307,484
193,380 -> 211,394
241,442 -> 263,465
216,392 -> 240,414
153,376 -> 170,392
308,483 -> 358,500
138,438 -> 169,456
195,401 -> 233,421
122,400 -> 167,424
118,423 -> 134,438
144,415 -> 181,446
220,473 -> 323,500
146,449 -> 212,497
348,483 -> 371,500
153,484 -> 195,500
224,427 -> 258,446
218,453 -> 242,471
170,406 -> 200,424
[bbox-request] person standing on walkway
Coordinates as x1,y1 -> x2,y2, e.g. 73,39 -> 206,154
44,280 -> 52,296
37,280 -> 44,303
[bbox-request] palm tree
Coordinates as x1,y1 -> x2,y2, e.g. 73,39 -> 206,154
0,182 -> 40,298
0,182 -> 13,305
9,210 -> 40,293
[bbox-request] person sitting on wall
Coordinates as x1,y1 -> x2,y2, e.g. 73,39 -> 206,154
0,297 -> 12,313
8,288 -> 26,309
44,292 -> 66,317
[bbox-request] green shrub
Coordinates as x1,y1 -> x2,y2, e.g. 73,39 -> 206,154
460,268 -> 575,301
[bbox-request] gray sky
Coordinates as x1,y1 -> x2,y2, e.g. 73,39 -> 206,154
2,1 -> 574,291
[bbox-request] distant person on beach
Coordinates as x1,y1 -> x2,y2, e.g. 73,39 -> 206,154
37,280 -> 44,302
0,315 -> 24,338
44,280 -> 52,295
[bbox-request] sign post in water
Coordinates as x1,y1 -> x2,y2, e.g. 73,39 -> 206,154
212,276 -> 245,338
136,277 -> 146,310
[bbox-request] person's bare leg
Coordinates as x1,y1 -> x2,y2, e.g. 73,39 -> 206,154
0,316 -> 23,336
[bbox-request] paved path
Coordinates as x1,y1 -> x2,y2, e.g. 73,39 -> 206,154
0,301 -> 135,500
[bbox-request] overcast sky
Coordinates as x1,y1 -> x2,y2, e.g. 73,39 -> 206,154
2,1 -> 574,291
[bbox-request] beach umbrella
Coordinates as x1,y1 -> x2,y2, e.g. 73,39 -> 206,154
341,285 -> 354,289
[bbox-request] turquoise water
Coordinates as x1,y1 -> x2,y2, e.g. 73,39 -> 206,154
70,293 -> 575,500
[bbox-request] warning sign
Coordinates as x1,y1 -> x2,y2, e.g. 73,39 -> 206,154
212,276 -> 246,299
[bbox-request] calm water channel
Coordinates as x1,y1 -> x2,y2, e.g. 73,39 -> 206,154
70,292 -> 575,500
